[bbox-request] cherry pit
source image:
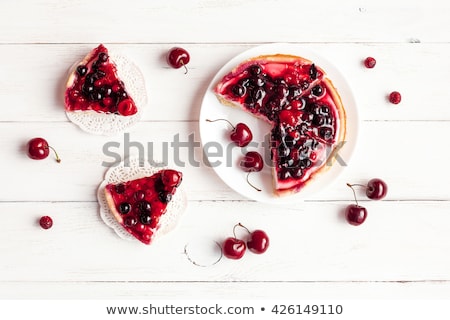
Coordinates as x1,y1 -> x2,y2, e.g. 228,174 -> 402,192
222,223 -> 269,259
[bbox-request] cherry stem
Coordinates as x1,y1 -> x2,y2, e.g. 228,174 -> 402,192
180,61 -> 188,74
48,146 -> 61,163
346,183 -> 358,206
246,172 -> 262,192
237,223 -> 251,234
348,183 -> 367,189
233,222 -> 251,239
205,118 -> 235,130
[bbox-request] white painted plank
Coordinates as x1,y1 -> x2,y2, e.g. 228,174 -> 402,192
0,43 -> 449,122
0,201 -> 449,282
0,0 -> 449,303
1,121 -> 449,202
0,1 -> 448,43
1,281 -> 450,299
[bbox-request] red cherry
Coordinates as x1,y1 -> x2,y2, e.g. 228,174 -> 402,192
240,151 -> 264,192
231,123 -> 253,147
345,204 -> 367,226
247,229 -> 269,254
347,178 -> 388,200
345,183 -> 367,226
364,57 -> 376,68
240,151 -> 263,172
27,138 -> 61,163
222,237 -> 246,259
167,47 -> 190,74
206,119 -> 253,147
117,99 -> 137,116
39,216 -> 53,229
161,169 -> 183,187
366,178 -> 388,200
389,91 -> 401,104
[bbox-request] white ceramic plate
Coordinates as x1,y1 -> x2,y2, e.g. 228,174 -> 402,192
199,43 -> 359,203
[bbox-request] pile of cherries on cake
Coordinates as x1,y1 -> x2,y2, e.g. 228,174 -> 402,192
67,50 -> 137,116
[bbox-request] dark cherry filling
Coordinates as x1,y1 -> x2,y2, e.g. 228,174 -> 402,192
105,170 -> 183,244
119,202 -> 131,214
65,44 -> 137,116
219,60 -> 340,190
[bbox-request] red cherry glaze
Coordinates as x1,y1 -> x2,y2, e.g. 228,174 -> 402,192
247,229 -> 269,254
65,44 -> 138,116
27,138 -> 61,163
366,178 -> 388,200
117,99 -> 137,116
389,91 -> 402,104
364,57 -> 376,68
167,47 -> 190,73
105,169 -> 182,245
345,204 -> 367,226
279,110 -> 300,127
214,59 -> 342,194
222,237 -> 246,259
39,216 -> 53,229
161,169 -> 183,187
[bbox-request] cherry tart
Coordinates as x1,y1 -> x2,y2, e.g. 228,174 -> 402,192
215,54 -> 346,195
65,44 -> 138,116
104,169 -> 183,245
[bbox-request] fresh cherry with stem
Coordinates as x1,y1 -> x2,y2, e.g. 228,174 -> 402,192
345,183 -> 368,226
237,223 -> 269,254
222,223 -> 247,260
240,151 -> 264,192
27,137 -> 61,163
166,47 -> 190,74
206,118 -> 253,147
347,178 -> 388,200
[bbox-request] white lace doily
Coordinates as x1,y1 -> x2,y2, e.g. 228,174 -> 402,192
97,157 -> 187,244
66,51 -> 148,135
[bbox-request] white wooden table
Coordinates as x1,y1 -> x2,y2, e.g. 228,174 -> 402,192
1,0 -> 450,300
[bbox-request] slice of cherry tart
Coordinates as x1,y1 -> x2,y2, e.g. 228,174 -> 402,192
65,44 -> 138,116
214,54 -> 346,195
104,169 -> 183,245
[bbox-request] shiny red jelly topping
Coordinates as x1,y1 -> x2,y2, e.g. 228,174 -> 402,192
105,169 -> 182,245
65,44 -> 138,116
216,59 -> 343,193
